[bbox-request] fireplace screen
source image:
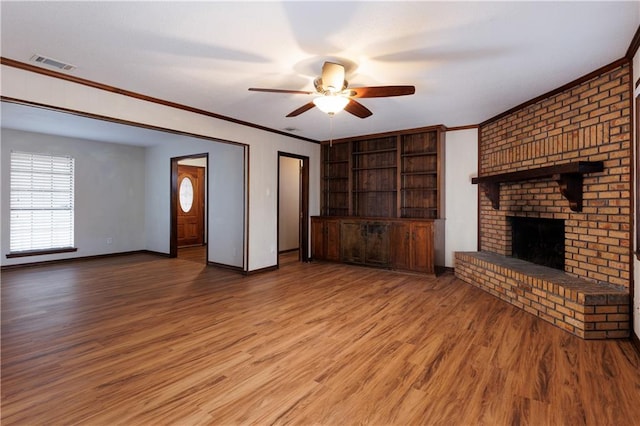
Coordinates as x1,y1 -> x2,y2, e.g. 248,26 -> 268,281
510,216 -> 565,270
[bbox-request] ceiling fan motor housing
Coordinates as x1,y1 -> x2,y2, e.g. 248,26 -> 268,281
314,77 -> 348,95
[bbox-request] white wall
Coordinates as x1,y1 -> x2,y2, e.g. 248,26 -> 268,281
145,140 -> 245,268
444,128 -> 478,267
279,157 -> 300,252
1,128 -> 146,266
247,138 -> 319,268
633,48 -> 640,338
1,65 -> 321,271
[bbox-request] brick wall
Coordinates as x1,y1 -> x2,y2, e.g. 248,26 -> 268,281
478,63 -> 632,288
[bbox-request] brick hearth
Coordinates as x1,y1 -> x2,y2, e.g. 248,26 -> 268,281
455,251 -> 629,339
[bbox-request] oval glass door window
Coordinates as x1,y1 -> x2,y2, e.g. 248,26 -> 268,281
179,177 -> 194,212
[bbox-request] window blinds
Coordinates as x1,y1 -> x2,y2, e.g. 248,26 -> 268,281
10,151 -> 75,252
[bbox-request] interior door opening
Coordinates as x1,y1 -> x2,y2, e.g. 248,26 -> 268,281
171,154 -> 208,264
278,152 -> 309,267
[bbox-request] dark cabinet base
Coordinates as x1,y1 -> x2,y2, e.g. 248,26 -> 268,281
312,216 -> 442,274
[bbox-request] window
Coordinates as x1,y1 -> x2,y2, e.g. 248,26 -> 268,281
9,151 -> 75,256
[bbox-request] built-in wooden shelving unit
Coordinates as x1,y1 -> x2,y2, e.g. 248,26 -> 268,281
321,125 -> 445,219
316,125 -> 445,273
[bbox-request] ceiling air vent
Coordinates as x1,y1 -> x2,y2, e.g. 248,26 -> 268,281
30,54 -> 76,71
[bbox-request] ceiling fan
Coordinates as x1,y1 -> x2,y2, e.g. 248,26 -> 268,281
248,61 -> 415,118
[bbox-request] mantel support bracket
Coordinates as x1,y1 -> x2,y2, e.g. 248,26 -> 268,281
553,173 -> 583,212
481,182 -> 500,210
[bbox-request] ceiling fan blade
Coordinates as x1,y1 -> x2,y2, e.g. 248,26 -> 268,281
286,102 -> 316,117
349,85 -> 415,98
321,62 -> 345,92
249,88 -> 314,95
344,99 -> 372,118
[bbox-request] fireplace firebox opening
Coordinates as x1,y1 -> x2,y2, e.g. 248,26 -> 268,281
509,216 -> 565,270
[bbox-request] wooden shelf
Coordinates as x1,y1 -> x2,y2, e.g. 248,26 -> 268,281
401,171 -> 437,176
353,166 -> 397,171
402,207 -> 438,210
353,190 -> 396,193
353,148 -> 397,155
472,161 -> 604,212
401,152 -> 437,157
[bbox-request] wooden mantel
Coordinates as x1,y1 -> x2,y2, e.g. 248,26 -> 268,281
471,161 -> 604,212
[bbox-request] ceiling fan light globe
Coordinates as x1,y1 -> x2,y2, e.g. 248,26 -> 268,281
313,96 -> 349,114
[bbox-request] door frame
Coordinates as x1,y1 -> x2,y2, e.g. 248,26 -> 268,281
170,153 -> 209,258
277,152 -> 310,264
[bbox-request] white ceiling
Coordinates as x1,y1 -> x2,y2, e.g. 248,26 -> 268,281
1,1 -> 638,144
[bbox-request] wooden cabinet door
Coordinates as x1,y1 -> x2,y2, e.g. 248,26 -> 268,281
325,220 -> 341,261
311,218 -> 325,260
390,222 -> 411,271
411,222 -> 434,273
365,223 -> 390,266
311,218 -> 341,262
341,221 -> 365,264
177,165 -> 204,247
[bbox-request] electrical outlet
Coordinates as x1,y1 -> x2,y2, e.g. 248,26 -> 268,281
106,237 -> 113,245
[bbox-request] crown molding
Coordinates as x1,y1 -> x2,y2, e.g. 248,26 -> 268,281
0,57 -> 320,144
626,25 -> 640,60
1,96 -> 250,148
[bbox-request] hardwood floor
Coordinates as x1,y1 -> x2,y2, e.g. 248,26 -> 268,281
2,253 -> 639,425
279,250 -> 300,267
178,245 -> 207,263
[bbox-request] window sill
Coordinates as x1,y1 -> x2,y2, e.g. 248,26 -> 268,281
6,247 -> 78,259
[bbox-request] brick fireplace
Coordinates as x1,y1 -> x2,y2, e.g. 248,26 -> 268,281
455,62 -> 632,339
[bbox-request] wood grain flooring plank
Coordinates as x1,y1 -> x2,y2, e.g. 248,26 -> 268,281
2,252 -> 640,425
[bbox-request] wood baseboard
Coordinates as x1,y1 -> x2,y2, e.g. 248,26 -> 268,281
245,264 -> 278,275
441,266 -> 455,274
206,261 -> 245,274
632,331 -> 640,355
1,250 -> 168,270
278,248 -> 299,254
143,250 -> 171,258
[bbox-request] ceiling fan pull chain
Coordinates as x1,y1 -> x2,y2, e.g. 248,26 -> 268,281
329,113 -> 334,147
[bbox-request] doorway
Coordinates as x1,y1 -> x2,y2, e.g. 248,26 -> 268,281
277,152 -> 309,267
170,154 -> 208,263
